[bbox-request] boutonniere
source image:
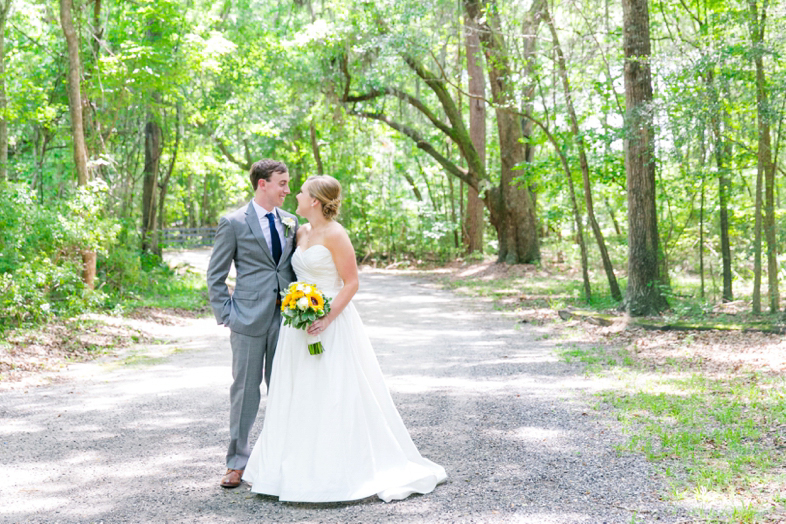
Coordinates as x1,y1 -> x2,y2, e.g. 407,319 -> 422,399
282,217 -> 296,237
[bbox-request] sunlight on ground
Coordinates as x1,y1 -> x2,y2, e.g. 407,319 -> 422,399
1,419 -> 45,434
512,426 -> 567,443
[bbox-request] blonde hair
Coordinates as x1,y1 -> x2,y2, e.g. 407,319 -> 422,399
306,175 -> 342,219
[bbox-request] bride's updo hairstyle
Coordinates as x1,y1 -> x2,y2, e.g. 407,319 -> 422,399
307,175 -> 342,220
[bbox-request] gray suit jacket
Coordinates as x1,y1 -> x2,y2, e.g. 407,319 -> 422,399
207,202 -> 298,337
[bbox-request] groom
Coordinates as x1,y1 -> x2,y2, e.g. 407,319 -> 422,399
207,159 -> 298,488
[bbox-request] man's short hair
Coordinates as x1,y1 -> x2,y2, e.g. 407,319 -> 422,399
249,159 -> 288,190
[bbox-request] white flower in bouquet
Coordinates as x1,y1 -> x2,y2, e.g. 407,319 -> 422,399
280,281 -> 333,355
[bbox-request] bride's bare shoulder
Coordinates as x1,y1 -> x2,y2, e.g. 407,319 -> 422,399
323,222 -> 352,251
296,223 -> 312,241
328,220 -> 346,233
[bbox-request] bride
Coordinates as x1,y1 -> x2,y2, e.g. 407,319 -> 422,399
242,175 -> 447,503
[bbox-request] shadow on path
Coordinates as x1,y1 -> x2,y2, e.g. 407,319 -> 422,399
0,260 -> 688,523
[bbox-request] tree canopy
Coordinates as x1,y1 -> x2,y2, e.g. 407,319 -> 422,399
2,0 -> 786,321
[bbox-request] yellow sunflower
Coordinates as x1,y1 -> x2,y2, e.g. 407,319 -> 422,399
280,294 -> 291,311
307,292 -> 324,310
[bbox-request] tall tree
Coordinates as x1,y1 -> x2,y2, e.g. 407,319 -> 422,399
156,102 -> 181,234
342,38 -> 538,263
519,0 -> 545,217
748,0 -> 777,313
59,0 -> 89,186
622,0 -> 667,315
59,0 -> 95,288
544,4 -> 622,302
465,0 -> 540,263
0,0 -> 11,183
464,10 -> 484,254
709,71 -> 734,302
669,0 -> 734,301
141,118 -> 162,253
140,11 -> 166,255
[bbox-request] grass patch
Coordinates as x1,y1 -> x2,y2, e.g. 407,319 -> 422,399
112,268 -> 209,314
558,345 -> 622,374
114,353 -> 169,368
556,346 -> 786,521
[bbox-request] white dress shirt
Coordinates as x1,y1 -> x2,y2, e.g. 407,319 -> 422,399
251,200 -> 286,256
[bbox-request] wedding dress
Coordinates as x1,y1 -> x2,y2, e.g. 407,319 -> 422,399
242,244 -> 447,503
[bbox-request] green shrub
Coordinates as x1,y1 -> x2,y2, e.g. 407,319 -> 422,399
0,182 -> 118,331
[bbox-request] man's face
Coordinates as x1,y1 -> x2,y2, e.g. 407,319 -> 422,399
258,170 -> 290,208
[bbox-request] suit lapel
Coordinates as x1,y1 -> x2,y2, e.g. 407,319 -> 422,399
277,209 -> 296,261
245,203 -> 275,265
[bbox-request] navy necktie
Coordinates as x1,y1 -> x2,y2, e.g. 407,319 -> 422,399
266,212 -> 282,264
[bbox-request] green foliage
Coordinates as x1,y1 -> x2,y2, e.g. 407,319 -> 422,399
0,182 -> 119,330
554,340 -> 786,519
0,182 -> 208,333
604,372 -> 786,516
5,0 -> 786,316
108,257 -> 208,313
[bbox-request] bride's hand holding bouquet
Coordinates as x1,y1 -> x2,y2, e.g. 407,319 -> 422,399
280,281 -> 332,355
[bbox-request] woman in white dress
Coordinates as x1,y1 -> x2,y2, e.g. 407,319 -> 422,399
242,175 -> 447,503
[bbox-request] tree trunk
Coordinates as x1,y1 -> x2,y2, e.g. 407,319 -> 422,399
402,171 -> 422,201
59,0 -> 89,186
448,174 -> 459,248
468,0 -> 540,263
488,114 -> 539,264
187,172 -> 196,228
699,163 -> 706,300
520,0 -> 543,230
142,13 -> 163,255
564,167 -> 591,301
706,67 -> 734,301
310,119 -> 324,175
464,12 -> 484,254
753,146 -> 764,314
141,120 -> 161,253
0,0 -> 11,183
200,173 -> 210,226
156,103 -> 182,249
83,0 -> 105,175
545,5 -> 622,302
92,0 -> 102,59
749,0 -> 777,313
59,0 -> 95,288
622,0 -> 667,316
718,165 -> 733,301
605,197 -> 622,235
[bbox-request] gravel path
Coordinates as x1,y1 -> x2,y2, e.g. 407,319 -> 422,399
0,250 -> 689,523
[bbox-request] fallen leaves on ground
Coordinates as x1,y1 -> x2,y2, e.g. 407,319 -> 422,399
0,311 -> 179,383
431,260 -> 786,377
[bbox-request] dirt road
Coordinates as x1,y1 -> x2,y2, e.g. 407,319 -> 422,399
0,250 -> 686,523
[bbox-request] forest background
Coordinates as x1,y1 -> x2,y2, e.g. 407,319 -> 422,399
3,0 -> 786,519
3,0 -> 786,329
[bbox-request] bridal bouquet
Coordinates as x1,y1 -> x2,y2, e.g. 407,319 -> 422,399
280,281 -> 332,355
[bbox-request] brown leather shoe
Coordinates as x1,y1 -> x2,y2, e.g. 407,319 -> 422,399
220,469 -> 244,488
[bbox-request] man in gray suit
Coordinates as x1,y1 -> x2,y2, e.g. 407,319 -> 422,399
207,159 -> 298,488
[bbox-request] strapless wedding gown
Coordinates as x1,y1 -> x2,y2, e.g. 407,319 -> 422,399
242,245 -> 447,502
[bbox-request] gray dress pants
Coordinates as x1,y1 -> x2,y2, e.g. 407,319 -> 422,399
226,314 -> 281,470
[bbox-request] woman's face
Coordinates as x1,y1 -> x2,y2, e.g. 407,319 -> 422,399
295,182 -> 315,217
